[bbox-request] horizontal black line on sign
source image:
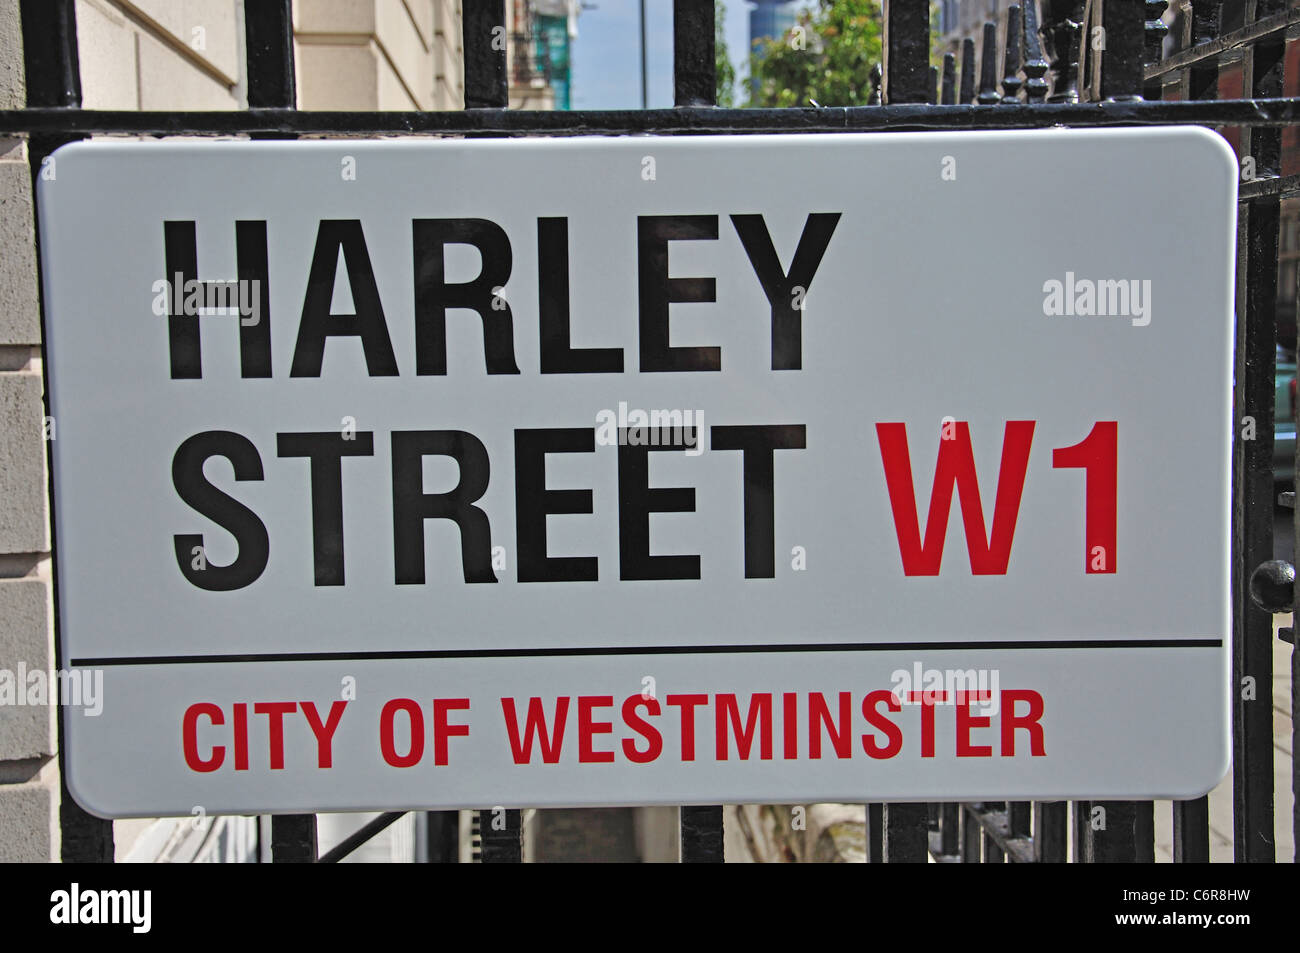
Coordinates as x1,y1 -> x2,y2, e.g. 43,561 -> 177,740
71,639 -> 1224,667
4,99 -> 1300,135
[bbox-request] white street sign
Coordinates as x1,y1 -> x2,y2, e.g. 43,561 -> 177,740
35,128 -> 1235,816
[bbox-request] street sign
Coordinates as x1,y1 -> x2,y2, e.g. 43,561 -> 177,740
37,128 -> 1235,817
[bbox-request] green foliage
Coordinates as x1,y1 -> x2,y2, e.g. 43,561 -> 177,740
716,0 -> 736,107
930,1 -> 946,71
747,0 -> 884,108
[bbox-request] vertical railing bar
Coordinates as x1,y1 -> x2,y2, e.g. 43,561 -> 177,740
960,37 -> 978,103
1083,801 -> 1150,862
1173,797 -> 1210,862
424,810 -> 460,862
671,0 -> 721,860
673,0 -> 716,107
866,803 -> 885,862
940,802 -> 960,855
1022,0 -> 1051,101
1086,2 -> 1163,865
480,808 -> 522,862
979,21 -> 1003,102
1003,5 -> 1025,100
882,0 -> 932,103
1164,0 -> 1220,867
1008,800 -> 1032,840
671,0 -> 722,861
640,0 -> 649,108
1072,800 -> 1089,861
464,0 -> 508,109
271,815 -> 317,862
19,0 -> 81,108
1092,797 -> 1153,861
882,803 -> 929,861
246,2 -> 313,858
1231,4 -> 1281,861
680,805 -> 724,862
941,52 -> 957,103
1134,800 -> 1156,862
1100,0 -> 1147,99
961,804 -> 982,862
243,0 -> 295,108
1033,801 -> 1067,862
1044,0 -> 1084,102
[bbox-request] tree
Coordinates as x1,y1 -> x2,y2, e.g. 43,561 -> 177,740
716,1 -> 736,106
747,0 -> 884,108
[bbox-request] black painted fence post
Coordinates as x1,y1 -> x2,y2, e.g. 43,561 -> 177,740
680,805 -> 724,862
425,810 -> 460,863
673,0 -> 715,107
464,0 -> 508,109
271,814 -> 317,862
1033,801 -> 1067,862
244,0 -> 295,108
882,803 -> 929,862
480,808 -> 522,863
882,0 -> 931,104
1100,0 -> 1146,100
1076,801 -> 1154,862
671,0 -> 725,865
865,803 -> 885,862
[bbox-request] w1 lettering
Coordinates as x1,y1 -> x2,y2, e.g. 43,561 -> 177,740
876,420 -> 1118,576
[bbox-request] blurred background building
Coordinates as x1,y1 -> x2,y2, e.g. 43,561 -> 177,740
511,0 -> 583,110
748,0 -> 796,47
746,0 -> 797,94
69,0 -> 587,113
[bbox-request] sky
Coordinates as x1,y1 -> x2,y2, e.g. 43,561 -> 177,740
570,0 -> 817,110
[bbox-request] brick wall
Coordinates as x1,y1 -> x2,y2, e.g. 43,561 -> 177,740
0,0 -> 58,863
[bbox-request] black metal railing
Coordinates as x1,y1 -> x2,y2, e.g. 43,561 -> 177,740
8,0 -> 1296,864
